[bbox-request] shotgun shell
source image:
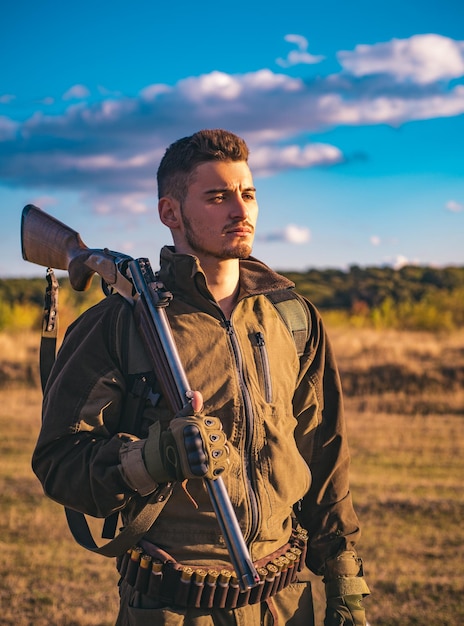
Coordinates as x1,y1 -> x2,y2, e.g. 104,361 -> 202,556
174,567 -> 193,606
147,559 -> 163,598
201,570 -> 219,609
249,567 -> 267,604
189,569 -> 207,608
268,562 -> 282,596
276,556 -> 290,591
181,567 -> 194,581
285,550 -> 298,583
261,564 -> 277,601
225,574 -> 240,608
126,547 -> 143,586
135,554 -> 152,594
213,569 -> 231,608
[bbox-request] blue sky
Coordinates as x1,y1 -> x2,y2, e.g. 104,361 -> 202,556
1,0 -> 463,278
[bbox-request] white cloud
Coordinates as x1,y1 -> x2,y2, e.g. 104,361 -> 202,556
370,235 -> 381,246
63,84 -> 91,100
338,34 -> 464,84
276,34 -> 325,68
393,255 -> 410,269
383,254 -> 420,269
445,200 -> 464,212
317,85 -> 464,127
284,224 -> 311,244
242,69 -> 302,92
119,194 -> 150,214
250,143 -> 343,176
94,192 -> 151,216
259,224 -> 311,244
70,152 -> 155,171
179,71 -> 243,101
140,84 -> 172,101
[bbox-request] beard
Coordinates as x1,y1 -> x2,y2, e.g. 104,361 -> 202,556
181,211 -> 254,260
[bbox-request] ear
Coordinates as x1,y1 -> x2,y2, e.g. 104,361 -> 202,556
158,196 -> 181,229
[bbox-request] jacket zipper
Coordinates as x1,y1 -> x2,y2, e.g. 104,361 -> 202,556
225,319 -> 260,544
255,332 -> 273,403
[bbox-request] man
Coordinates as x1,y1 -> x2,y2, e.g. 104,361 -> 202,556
32,129 -> 369,625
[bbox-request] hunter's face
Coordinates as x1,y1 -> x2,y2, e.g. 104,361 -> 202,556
176,160 -> 258,261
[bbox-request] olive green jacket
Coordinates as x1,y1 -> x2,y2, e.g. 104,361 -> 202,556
32,246 -> 361,574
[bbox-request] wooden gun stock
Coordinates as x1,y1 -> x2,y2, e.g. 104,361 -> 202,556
21,204 -> 125,292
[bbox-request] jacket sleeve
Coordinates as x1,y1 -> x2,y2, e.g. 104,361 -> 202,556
292,299 -> 362,575
32,295 -> 156,518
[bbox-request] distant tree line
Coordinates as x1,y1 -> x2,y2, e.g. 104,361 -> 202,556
285,264 -> 464,331
1,264 -> 464,332
284,264 -> 464,309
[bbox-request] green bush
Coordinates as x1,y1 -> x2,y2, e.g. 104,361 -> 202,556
0,301 -> 42,332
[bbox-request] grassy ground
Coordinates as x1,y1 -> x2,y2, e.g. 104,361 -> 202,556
0,387 -> 119,625
1,328 -> 463,624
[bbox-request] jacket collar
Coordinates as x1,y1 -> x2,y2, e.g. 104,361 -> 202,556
157,246 -> 295,303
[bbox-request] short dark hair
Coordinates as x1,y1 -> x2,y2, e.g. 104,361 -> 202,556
157,129 -> 249,201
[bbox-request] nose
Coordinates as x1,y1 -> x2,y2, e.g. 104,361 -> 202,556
230,193 -> 249,220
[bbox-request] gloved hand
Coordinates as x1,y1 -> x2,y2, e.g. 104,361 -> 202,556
323,551 -> 370,626
143,401 -> 229,483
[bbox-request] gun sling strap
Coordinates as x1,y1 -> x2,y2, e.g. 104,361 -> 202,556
39,271 -> 310,557
40,268 -> 59,393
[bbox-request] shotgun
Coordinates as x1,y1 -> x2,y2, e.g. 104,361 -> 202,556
21,204 -> 259,591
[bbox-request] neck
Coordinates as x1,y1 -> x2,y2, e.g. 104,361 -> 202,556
200,257 -> 240,319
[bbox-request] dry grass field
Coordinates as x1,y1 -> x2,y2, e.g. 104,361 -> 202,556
1,327 -> 463,625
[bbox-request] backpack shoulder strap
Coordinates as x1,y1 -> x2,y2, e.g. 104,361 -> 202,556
266,290 -> 310,357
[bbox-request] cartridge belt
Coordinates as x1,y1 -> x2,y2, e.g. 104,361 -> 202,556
116,527 -> 308,609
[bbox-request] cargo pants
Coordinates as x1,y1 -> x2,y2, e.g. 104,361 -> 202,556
116,575 -> 314,625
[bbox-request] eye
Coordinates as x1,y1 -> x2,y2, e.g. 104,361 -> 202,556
209,194 -> 226,204
243,192 -> 256,201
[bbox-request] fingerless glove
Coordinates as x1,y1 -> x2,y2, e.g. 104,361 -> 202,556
143,413 -> 229,483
